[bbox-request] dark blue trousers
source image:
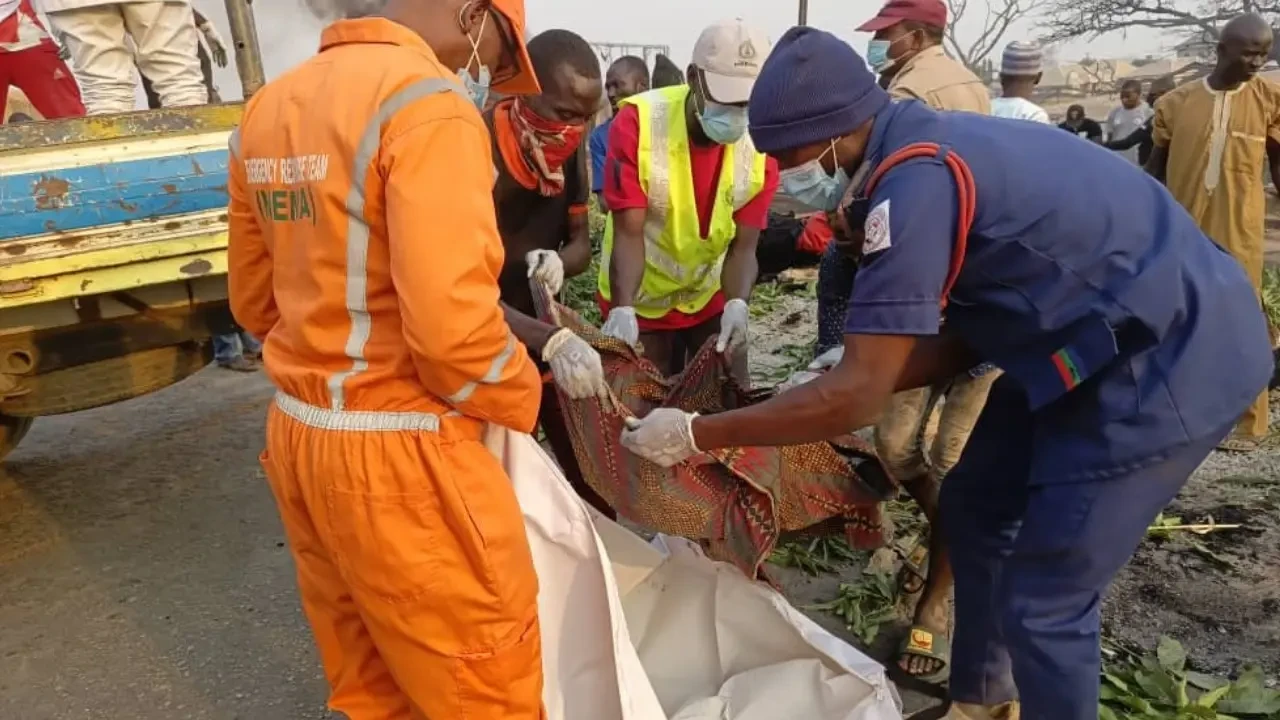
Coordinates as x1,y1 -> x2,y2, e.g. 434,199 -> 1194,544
941,377 -> 1229,719
816,241 -> 858,355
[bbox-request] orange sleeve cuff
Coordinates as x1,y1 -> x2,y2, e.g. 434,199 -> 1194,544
568,204 -> 589,216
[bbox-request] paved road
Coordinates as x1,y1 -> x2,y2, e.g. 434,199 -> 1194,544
0,368 -> 335,720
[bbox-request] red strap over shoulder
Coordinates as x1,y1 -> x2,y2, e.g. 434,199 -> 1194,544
863,142 -> 976,310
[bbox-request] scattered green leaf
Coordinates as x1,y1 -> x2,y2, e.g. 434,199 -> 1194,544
808,571 -> 897,645
769,536 -> 859,576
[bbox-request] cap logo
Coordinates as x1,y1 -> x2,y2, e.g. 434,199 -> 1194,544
739,40 -> 757,60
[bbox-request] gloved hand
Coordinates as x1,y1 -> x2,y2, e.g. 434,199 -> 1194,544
621,408 -> 700,468
525,249 -> 565,294
807,345 -> 845,371
542,328 -> 609,402
601,306 -> 639,346
716,298 -> 749,354
198,20 -> 229,68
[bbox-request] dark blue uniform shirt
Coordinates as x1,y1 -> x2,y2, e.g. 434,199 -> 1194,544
846,101 -> 1271,483
589,119 -> 612,194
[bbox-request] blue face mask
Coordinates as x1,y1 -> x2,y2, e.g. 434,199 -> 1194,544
697,101 -> 748,145
866,31 -> 916,73
457,11 -> 491,109
458,65 -> 491,110
865,40 -> 893,72
779,142 -> 851,212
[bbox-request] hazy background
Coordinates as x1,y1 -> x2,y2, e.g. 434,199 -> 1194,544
192,0 -> 1167,102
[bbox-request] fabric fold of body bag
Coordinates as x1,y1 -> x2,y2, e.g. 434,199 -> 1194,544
530,282 -> 897,577
483,424 -> 903,720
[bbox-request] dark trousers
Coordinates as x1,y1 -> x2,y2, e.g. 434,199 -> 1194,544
816,242 -> 859,355
637,312 -> 748,384
941,376 -> 1230,719
538,378 -> 614,519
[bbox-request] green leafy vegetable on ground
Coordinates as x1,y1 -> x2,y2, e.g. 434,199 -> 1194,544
1100,636 -> 1280,720
770,536 -> 859,576
809,571 -> 897,645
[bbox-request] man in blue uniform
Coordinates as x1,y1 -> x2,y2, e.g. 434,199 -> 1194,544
619,27 -> 1271,720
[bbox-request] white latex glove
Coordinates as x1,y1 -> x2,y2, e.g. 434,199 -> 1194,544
777,369 -> 823,392
621,408 -> 700,468
601,306 -> 639,346
542,328 -> 609,402
716,298 -> 749,354
807,345 -> 845,371
525,249 -> 565,295
198,21 -> 229,68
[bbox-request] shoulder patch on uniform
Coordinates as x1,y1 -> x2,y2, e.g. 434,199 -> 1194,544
863,199 -> 892,256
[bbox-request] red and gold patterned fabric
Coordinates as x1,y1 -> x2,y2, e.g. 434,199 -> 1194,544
532,282 -> 896,577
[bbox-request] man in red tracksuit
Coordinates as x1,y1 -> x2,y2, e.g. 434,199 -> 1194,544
0,0 -> 84,122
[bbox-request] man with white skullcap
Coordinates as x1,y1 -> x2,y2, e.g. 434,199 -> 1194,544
990,41 -> 1050,124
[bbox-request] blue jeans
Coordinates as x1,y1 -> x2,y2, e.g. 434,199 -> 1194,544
214,331 -> 262,364
942,376 -> 1231,719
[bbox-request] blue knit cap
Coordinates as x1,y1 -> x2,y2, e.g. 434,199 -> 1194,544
748,27 -> 890,154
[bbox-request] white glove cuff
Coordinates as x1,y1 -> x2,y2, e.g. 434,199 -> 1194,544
725,298 -> 748,310
541,327 -> 575,362
612,306 -> 637,318
684,412 -> 702,453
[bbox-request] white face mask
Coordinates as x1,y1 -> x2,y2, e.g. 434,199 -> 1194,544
456,9 -> 491,109
778,141 -> 851,212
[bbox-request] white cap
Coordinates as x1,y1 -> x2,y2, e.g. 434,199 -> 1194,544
691,19 -> 771,105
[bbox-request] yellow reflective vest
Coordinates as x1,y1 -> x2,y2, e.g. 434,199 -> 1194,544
599,85 -> 768,318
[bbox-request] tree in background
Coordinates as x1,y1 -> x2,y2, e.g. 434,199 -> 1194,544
1038,0 -> 1280,48
944,0 -> 1046,73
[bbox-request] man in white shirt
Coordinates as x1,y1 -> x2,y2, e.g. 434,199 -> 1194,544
39,0 -> 208,114
1106,79 -> 1154,164
990,41 -> 1051,124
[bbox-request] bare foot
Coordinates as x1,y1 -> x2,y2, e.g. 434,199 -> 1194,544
899,601 -> 950,678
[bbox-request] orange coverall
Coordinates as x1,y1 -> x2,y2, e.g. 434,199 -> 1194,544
227,16 -> 546,720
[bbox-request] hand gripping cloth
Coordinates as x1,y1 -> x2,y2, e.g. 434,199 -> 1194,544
531,281 -> 896,578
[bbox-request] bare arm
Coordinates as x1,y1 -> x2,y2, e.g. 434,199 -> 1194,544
560,211 -> 592,278
503,302 -> 557,356
1268,138 -> 1280,199
720,226 -> 760,301
608,208 -> 647,307
1145,145 -> 1169,182
692,331 -> 977,450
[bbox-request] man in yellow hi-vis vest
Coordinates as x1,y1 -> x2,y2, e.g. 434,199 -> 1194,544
598,19 -> 779,380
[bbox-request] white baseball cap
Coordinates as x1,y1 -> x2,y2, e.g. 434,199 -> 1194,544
691,19 -> 772,105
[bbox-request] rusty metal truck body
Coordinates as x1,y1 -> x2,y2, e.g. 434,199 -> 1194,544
0,0 -> 264,458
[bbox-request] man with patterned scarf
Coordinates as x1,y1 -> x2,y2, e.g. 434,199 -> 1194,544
484,28 -> 614,515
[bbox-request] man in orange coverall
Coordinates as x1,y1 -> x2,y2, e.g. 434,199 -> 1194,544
226,1 -> 550,717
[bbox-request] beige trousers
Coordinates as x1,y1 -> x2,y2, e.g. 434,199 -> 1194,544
875,370 -> 1001,484
47,2 -> 207,114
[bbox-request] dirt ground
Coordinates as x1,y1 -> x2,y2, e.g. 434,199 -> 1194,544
746,272 -> 1280,711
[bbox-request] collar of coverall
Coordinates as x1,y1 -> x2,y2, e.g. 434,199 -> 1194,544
319,15 -> 540,95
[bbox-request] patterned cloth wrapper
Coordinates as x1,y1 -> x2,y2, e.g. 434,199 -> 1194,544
532,282 -> 896,578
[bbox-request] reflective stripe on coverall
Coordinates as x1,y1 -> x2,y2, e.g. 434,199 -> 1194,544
228,18 -> 545,719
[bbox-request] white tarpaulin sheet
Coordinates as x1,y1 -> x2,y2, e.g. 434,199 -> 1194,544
483,425 -> 903,720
